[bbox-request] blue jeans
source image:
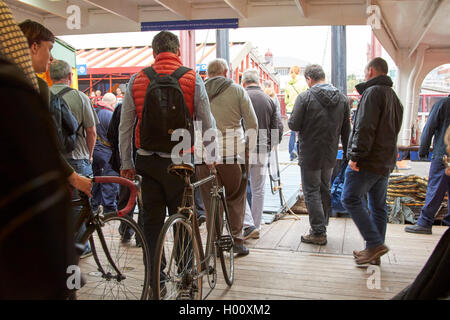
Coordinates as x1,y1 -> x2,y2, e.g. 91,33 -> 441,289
67,158 -> 93,249
289,132 -> 298,157
342,166 -> 389,249
92,148 -> 119,212
417,158 -> 450,227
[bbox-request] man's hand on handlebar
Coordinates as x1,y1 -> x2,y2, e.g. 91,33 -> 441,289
121,168 -> 136,180
68,172 -> 92,197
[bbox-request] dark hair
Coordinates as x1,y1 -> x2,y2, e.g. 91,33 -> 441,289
18,19 -> 55,48
304,64 -> 325,82
152,31 -> 180,55
367,57 -> 388,74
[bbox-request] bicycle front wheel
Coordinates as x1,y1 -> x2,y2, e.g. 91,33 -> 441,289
77,213 -> 150,300
152,213 -> 203,300
216,194 -> 234,286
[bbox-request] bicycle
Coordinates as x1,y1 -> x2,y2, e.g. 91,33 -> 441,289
73,175 -> 150,300
151,163 -> 235,300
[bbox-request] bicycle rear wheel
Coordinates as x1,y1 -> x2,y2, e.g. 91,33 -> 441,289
77,213 -> 150,300
152,213 -> 203,300
216,194 -> 234,286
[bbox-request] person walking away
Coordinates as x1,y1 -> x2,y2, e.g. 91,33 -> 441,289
92,93 -> 119,213
263,80 -> 281,114
49,59 -> 98,258
285,65 -> 308,161
342,57 -> 403,265
405,95 -> 450,234
119,31 -> 218,282
198,58 -> 258,255
242,70 -> 283,240
288,64 -> 351,245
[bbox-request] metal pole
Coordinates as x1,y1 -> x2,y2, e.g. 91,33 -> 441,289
331,26 -> 347,95
216,29 -> 230,66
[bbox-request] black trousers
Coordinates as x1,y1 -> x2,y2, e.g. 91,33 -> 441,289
135,154 -> 185,276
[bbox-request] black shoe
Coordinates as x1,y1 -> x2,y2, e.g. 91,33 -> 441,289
405,224 -> 432,234
197,215 -> 206,226
233,243 -> 249,256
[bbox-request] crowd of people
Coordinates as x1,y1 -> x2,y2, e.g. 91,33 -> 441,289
0,0 -> 449,299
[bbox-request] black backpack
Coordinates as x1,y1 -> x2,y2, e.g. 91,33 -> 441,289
139,66 -> 194,153
49,87 -> 82,154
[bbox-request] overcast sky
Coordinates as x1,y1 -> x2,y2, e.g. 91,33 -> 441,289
60,25 -> 396,77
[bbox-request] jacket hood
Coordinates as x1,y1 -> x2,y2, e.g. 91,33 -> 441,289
309,83 -> 342,108
355,75 -> 393,95
205,76 -> 234,100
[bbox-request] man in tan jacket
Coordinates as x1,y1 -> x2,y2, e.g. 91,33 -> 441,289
197,58 -> 258,255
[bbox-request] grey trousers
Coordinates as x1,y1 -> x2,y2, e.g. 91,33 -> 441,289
243,158 -> 269,230
300,166 -> 333,235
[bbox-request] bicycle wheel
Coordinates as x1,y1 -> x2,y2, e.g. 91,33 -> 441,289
77,213 -> 150,300
152,213 -> 203,300
216,193 -> 234,286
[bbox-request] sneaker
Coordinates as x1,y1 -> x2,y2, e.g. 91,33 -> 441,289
233,243 -> 249,256
301,233 -> 327,245
290,151 -> 298,161
243,226 -> 260,240
355,244 -> 389,265
80,247 -> 93,259
404,224 -> 432,234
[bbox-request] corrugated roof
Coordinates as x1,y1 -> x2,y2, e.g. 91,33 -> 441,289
76,42 -> 248,69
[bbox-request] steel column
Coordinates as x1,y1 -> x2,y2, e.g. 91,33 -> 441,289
331,26 -> 347,95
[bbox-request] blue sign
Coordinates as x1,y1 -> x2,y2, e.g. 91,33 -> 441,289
196,64 -> 207,72
76,64 -> 87,76
141,19 -> 239,31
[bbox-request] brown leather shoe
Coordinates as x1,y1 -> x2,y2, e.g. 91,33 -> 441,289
355,244 -> 389,265
353,250 -> 381,265
301,233 -> 327,245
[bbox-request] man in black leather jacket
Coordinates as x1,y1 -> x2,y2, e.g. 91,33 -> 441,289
342,57 -> 403,265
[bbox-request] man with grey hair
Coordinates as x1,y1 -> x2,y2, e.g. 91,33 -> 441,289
50,59 -> 98,257
197,58 -> 258,255
241,69 -> 283,240
288,64 -> 350,245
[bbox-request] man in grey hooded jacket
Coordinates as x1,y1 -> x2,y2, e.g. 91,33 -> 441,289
288,64 -> 350,245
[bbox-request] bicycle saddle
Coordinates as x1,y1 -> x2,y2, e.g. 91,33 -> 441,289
167,162 -> 195,178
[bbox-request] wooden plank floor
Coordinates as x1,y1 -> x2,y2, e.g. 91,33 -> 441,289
207,217 -> 448,300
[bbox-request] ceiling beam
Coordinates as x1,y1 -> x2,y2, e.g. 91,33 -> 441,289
16,0 -> 72,19
153,0 -> 192,20
82,0 -> 139,23
407,0 -> 443,58
224,0 -> 248,19
16,0 -> 89,27
294,0 -> 307,17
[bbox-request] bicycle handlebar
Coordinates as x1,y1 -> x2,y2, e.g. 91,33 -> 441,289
93,176 -> 138,217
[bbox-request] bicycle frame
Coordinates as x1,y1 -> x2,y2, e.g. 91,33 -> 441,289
73,176 -> 141,283
173,166 -> 232,299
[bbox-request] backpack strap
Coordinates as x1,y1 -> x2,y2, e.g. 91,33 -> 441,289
171,66 -> 191,80
56,86 -> 74,98
142,67 -> 158,82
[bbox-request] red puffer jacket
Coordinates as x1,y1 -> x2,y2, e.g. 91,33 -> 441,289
132,52 -> 195,149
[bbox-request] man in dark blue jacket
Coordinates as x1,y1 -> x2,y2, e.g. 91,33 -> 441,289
342,57 -> 403,265
405,96 -> 450,234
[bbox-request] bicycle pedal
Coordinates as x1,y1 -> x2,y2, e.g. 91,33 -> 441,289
217,235 -> 233,251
